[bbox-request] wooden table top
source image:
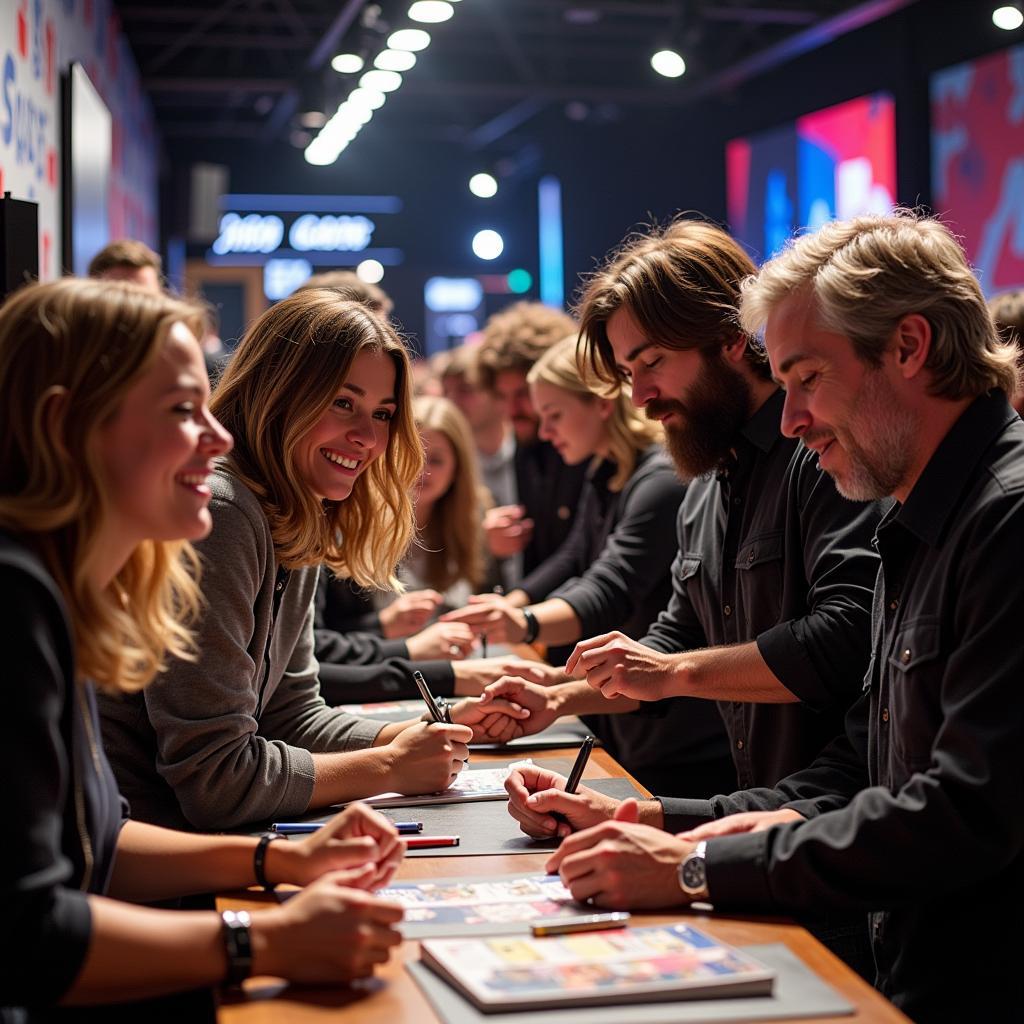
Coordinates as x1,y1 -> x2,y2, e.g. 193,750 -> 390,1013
217,746 -> 909,1023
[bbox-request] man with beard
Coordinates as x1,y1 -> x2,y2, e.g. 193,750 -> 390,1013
491,219 -> 882,810
528,211 -> 1023,1023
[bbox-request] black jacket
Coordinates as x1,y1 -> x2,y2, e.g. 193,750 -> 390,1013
2,534 -> 124,1016
697,393 -> 1024,1022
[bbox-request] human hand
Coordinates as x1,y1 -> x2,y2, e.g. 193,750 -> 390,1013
545,800 -> 693,909
677,808 -> 806,842
566,631 -> 682,701
275,803 -> 406,890
448,695 -> 530,744
505,763 -> 619,839
484,505 -> 534,559
405,620 -> 475,661
452,657 -> 563,696
386,722 -> 472,793
252,875 -> 404,984
477,676 -> 562,742
440,594 -> 526,643
379,590 -> 442,639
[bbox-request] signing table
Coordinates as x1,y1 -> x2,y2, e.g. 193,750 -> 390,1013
216,745 -> 909,1024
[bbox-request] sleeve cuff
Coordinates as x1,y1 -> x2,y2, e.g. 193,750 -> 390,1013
382,639 -> 409,659
705,831 -> 775,909
756,622 -> 831,710
658,796 -> 714,833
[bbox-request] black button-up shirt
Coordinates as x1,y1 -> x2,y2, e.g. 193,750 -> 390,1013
646,389 -> 883,792
706,392 -> 1024,1021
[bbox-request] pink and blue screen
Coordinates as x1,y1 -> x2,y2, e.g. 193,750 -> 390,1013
931,45 -> 1024,295
727,93 -> 896,262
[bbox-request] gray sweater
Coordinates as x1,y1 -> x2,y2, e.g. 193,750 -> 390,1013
99,467 -> 383,830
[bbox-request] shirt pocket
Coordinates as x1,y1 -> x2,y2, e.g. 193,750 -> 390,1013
677,553 -> 702,582
884,616 -> 942,773
734,532 -> 783,616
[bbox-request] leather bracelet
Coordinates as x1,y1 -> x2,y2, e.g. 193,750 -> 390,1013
521,607 -> 540,645
221,909 -> 253,987
254,832 -> 284,891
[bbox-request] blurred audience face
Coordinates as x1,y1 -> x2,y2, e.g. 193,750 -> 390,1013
442,372 -> 501,433
606,305 -> 751,478
493,369 -> 538,444
415,427 -> 457,507
95,264 -> 162,294
531,380 -> 607,464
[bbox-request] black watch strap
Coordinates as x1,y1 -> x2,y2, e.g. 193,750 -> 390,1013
221,909 -> 253,987
254,832 -> 284,891
521,607 -> 540,645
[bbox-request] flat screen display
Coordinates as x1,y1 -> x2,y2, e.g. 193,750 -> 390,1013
931,44 -> 1024,295
62,63 -> 113,276
727,92 -> 896,263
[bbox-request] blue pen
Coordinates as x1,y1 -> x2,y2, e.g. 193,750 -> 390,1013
271,821 -> 423,835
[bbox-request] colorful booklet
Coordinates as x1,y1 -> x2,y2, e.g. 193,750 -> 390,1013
346,760 -> 531,809
420,923 -> 775,1011
380,873 -> 586,935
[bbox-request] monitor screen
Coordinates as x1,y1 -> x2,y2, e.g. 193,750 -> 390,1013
727,92 -> 896,263
61,63 -> 113,276
931,44 -> 1024,295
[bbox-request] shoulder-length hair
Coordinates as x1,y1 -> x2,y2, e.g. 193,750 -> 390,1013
414,396 -> 488,592
210,289 -> 421,587
0,278 -> 207,693
529,335 -> 662,492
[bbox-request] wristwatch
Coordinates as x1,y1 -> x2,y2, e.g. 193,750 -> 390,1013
220,909 -> 253,987
677,840 -> 709,900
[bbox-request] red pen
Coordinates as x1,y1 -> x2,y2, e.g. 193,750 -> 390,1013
406,835 -> 460,849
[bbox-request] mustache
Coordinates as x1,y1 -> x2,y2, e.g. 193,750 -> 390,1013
645,399 -> 687,422
801,429 -> 835,448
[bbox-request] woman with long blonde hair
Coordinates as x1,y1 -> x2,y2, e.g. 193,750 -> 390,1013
394,395 -> 492,609
2,279 -> 411,1015
448,335 -> 734,796
99,289 -> 522,832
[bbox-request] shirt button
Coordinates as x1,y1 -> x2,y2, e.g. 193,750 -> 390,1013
900,648 -> 911,664
746,549 -> 756,564
557,505 -> 571,520
881,707 -> 890,723
275,581 -> 284,592
736,739 -> 744,750
733,497 -> 742,506
889,597 -> 899,611
723,604 -> 732,617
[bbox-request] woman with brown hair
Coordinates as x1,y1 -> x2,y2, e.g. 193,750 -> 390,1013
99,288 -> 524,832
2,279 -> 410,1017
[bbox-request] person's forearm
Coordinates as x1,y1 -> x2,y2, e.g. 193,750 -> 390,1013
64,898 -> 226,1004
532,597 -> 584,646
110,821 -> 265,903
309,746 -> 393,807
677,642 -> 796,703
505,589 -> 529,607
554,680 -> 640,717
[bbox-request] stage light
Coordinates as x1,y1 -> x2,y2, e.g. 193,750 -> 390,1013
331,53 -> 364,74
359,69 -> 403,92
651,49 -> 686,78
469,172 -> 498,198
357,259 -> 385,284
507,268 -> 532,293
993,5 -> 1024,30
388,28 -> 431,51
472,229 -> 504,260
347,87 -> 386,111
375,49 -> 417,72
409,1 -> 453,24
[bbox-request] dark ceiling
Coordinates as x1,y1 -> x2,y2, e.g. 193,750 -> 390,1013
118,0 -> 920,161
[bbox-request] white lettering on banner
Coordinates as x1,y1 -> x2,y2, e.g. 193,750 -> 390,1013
289,214 -> 375,252
2,52 -> 48,181
212,212 -> 285,254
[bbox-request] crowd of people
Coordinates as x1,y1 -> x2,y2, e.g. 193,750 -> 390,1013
4,210 -> 1023,1023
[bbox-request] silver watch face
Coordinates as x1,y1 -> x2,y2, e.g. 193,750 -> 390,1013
679,852 -> 707,894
